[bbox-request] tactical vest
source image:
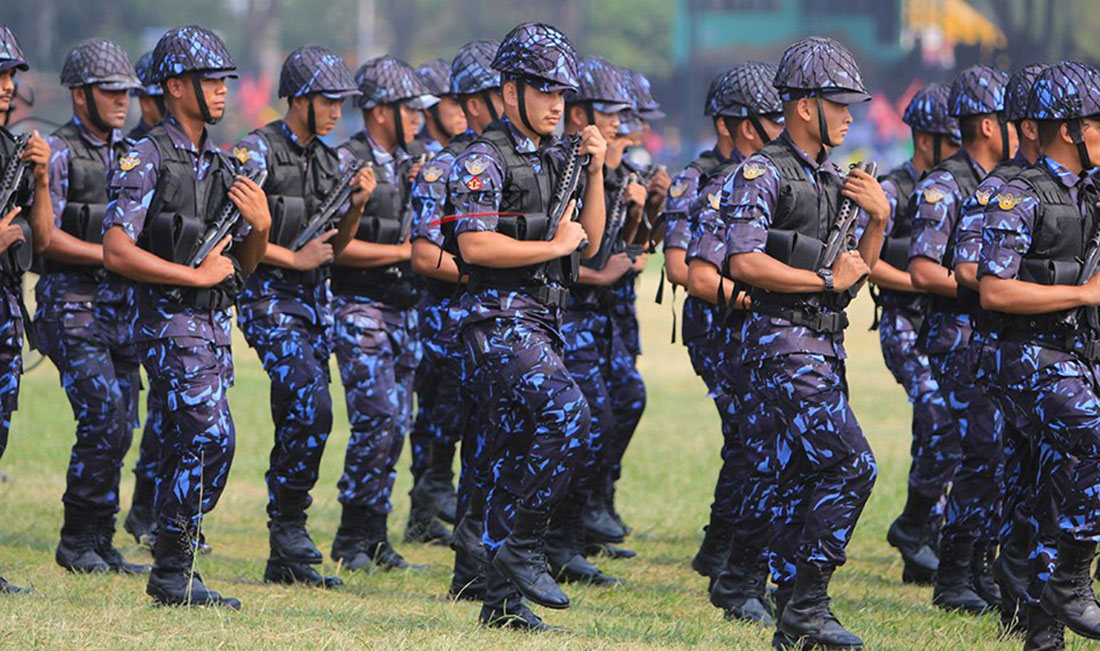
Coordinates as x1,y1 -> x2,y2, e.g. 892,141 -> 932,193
0,127 -> 34,276
139,125 -> 239,309
423,132 -> 475,300
330,133 -> 418,307
923,152 -> 981,318
749,138 -> 846,333
956,157 -> 1026,323
879,165 -> 919,270
43,121 -> 123,279
453,124 -> 566,307
999,165 -> 1098,337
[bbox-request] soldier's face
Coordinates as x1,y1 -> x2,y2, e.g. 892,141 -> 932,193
89,86 -> 130,130
0,70 -> 14,113
199,77 -> 228,120
520,84 -> 565,136
436,96 -> 468,136
593,109 -> 621,141
309,95 -> 344,136
399,103 -> 422,144
1083,118 -> 1100,167
815,98 -> 852,145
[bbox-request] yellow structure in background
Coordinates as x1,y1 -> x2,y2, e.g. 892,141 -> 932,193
905,0 -> 1008,50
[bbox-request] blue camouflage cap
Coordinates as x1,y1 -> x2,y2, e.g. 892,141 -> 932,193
713,61 -> 783,119
355,55 -> 438,110
132,52 -> 162,97
902,82 -> 960,139
626,69 -> 664,120
1027,60 -> 1100,121
279,45 -> 359,99
60,38 -> 142,92
948,65 -> 1008,117
0,24 -> 29,73
773,36 -> 870,104
569,56 -> 633,113
416,58 -> 453,97
1004,63 -> 1048,122
151,25 -> 237,83
491,22 -> 580,93
451,40 -> 501,95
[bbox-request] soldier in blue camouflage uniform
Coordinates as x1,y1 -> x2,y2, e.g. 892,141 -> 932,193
233,45 -> 374,588
448,22 -> 608,630
951,64 -> 1046,633
870,83 -> 960,587
723,37 -> 889,650
409,39 -> 504,602
550,55 -> 637,586
0,22 -> 54,596
121,49 -> 166,548
681,62 -> 784,623
978,60 -> 1100,648
102,25 -> 273,609
37,38 -> 148,576
329,55 -> 438,570
408,54 -> 464,535
907,65 -> 1014,615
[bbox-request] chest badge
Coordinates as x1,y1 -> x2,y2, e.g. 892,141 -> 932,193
422,165 -> 444,182
119,154 -> 140,171
464,156 -> 490,176
707,192 -> 721,211
975,189 -> 991,206
741,162 -> 766,180
465,176 -> 483,191
923,188 -> 944,204
996,193 -> 1022,210
232,146 -> 253,164
669,181 -> 688,198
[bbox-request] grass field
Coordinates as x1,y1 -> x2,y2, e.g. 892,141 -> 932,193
0,264 -> 1087,649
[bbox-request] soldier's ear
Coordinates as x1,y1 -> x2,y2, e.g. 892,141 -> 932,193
502,80 -> 518,109
796,97 -> 814,124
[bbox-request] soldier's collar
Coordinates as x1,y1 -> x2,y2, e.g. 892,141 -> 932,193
71,114 -> 125,150
1041,156 -> 1083,190
161,112 -> 219,156
779,131 -> 835,174
903,159 -> 920,182
501,118 -> 539,155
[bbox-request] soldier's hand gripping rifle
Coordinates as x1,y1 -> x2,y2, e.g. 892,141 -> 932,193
289,160 -> 368,251
819,161 -> 877,299
186,167 -> 268,267
589,171 -> 636,270
547,133 -> 591,283
0,134 -> 32,271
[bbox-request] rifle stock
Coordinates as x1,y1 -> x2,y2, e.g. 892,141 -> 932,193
186,167 -> 268,268
290,160 -> 368,251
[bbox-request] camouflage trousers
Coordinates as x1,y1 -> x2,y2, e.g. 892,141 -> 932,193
333,296 -> 420,515
139,339 -> 235,539
38,302 -> 141,516
412,297 -> 471,481
0,346 -> 20,460
602,310 -> 646,496
751,353 -> 877,582
240,311 -> 334,522
462,315 -> 591,550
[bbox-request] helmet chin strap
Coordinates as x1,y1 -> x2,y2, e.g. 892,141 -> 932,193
932,133 -> 943,165
82,85 -> 111,134
997,113 -> 1010,161
816,96 -> 834,148
392,103 -> 406,151
428,103 -> 450,141
584,102 -> 596,128
307,95 -> 317,136
747,113 -> 773,144
1068,119 -> 1093,172
190,74 -> 219,125
481,90 -> 500,122
153,94 -> 166,120
516,78 -> 538,136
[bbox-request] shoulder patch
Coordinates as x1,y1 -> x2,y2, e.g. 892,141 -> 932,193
119,154 -> 140,171
422,165 -> 444,183
232,146 -> 253,164
707,192 -> 720,211
923,188 -> 944,204
975,189 -> 991,206
465,176 -> 483,191
996,193 -> 1022,210
741,162 -> 766,180
464,156 -> 490,176
669,181 -> 688,198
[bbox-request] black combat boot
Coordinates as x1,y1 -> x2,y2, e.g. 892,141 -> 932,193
933,536 -> 990,615
709,544 -> 773,625
1024,603 -> 1065,651
886,491 -> 939,585
774,564 -> 862,651
123,476 -> 156,546
263,560 -> 343,589
448,548 -> 486,602
410,442 -> 459,525
582,490 -> 625,545
693,516 -> 735,580
451,511 -> 490,569
478,563 -> 566,632
585,542 -> 636,559
146,530 -> 240,610
268,519 -> 324,565
0,575 -> 34,595
971,539 -> 1002,608
56,507 -> 110,573
605,481 -> 631,535
546,497 -> 622,586
332,505 -> 423,571
492,507 -> 570,609
1040,538 -> 1100,640
404,497 -> 453,546
95,515 -> 149,574
993,525 -> 1030,636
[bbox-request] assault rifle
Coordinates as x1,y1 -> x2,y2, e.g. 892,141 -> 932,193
820,161 -> 877,298
588,171 -> 636,271
0,134 -> 31,271
186,167 -> 268,267
290,160 -> 368,251
548,134 -> 591,283
397,154 -> 428,243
